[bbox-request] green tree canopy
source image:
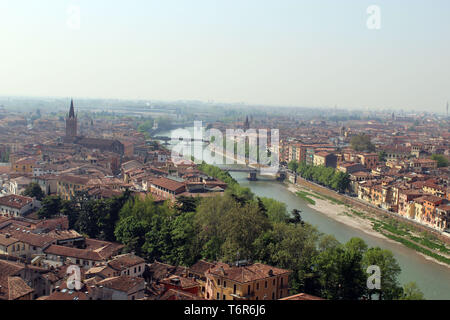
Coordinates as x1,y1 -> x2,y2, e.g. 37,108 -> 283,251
431,154 -> 449,167
399,282 -> 425,300
288,160 -> 299,172
362,247 -> 403,300
350,134 -> 375,152
22,183 -> 45,201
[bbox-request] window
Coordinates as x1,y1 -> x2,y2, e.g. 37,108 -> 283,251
223,294 -> 226,300
223,281 -> 226,288
248,285 -> 250,295
217,293 -> 220,300
256,282 -> 259,290
265,281 -> 267,289
272,292 -> 275,300
217,279 -> 221,286
233,284 -> 237,294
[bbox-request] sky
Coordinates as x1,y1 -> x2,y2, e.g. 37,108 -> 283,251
0,0 -> 449,112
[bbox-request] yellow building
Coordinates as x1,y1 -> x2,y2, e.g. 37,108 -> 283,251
205,262 -> 291,301
11,157 -> 36,174
56,175 -> 90,200
0,234 -> 36,259
413,199 -> 425,223
0,234 -> 21,256
422,182 -> 446,198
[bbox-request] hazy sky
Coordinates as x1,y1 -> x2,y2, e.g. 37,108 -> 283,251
0,0 -> 449,112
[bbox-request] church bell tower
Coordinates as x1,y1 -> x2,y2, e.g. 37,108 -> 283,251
66,99 -> 77,138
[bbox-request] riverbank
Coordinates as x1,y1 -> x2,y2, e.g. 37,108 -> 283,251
158,127 -> 450,298
206,139 -> 450,267
287,184 -> 390,241
286,180 -> 450,269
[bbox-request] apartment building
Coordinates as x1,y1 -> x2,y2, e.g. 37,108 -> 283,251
205,261 -> 291,301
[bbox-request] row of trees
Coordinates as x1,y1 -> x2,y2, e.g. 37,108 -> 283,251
37,190 -> 132,242
24,175 -> 422,299
113,181 -> 421,300
289,161 -> 350,193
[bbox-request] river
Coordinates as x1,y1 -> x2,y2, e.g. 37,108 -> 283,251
160,127 -> 450,300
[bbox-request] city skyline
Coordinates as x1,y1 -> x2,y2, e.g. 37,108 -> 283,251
1,0 -> 449,112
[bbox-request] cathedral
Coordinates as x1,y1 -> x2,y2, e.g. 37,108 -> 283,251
62,100 -> 125,155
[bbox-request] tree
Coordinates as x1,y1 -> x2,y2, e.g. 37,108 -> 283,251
60,199 -> 79,229
313,238 -> 367,300
0,150 -> 10,162
431,154 -> 449,167
399,282 -> 425,300
339,238 -> 368,300
286,209 -> 304,225
260,197 -> 289,223
254,222 -> 321,294
75,199 -> 106,238
115,215 -> 149,257
220,200 -> 271,262
176,196 -> 199,214
38,196 -> 62,219
350,134 -> 375,152
169,211 -> 201,266
288,160 -> 299,172
100,191 -> 132,241
331,171 -> 350,193
22,183 -> 45,201
378,151 -> 387,162
362,247 -> 402,300
195,193 -> 271,263
296,163 -> 349,193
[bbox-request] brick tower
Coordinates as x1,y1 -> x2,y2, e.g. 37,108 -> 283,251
65,99 -> 77,139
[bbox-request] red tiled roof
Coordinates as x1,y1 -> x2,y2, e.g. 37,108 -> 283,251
0,195 -> 33,209
207,262 -> 291,283
96,275 -> 144,293
189,260 -> 215,275
108,253 -> 145,271
151,177 -> 186,193
161,275 -> 199,290
44,245 -> 105,261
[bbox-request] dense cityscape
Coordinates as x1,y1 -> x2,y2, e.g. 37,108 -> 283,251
1,1 -> 449,313
0,97 -> 448,301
